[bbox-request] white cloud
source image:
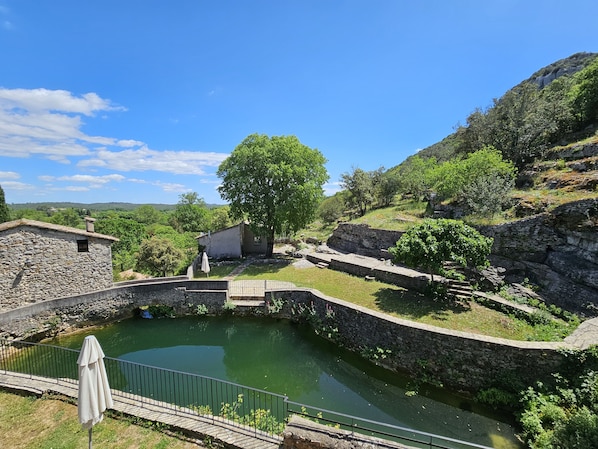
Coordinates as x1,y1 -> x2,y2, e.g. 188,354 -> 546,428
153,181 -> 189,193
0,88 -> 123,116
1,181 -> 34,190
0,170 -> 19,180
0,87 -> 229,176
38,173 -> 127,192
78,147 -> 228,175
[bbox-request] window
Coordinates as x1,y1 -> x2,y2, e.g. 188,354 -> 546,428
77,239 -> 89,252
253,236 -> 262,246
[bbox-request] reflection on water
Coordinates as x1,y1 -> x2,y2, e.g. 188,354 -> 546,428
48,316 -> 522,448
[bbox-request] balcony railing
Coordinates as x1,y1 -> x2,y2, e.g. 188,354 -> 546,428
0,338 -> 493,449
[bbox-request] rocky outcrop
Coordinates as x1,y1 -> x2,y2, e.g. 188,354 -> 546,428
327,200 -> 598,316
478,199 -> 598,316
326,223 -> 403,258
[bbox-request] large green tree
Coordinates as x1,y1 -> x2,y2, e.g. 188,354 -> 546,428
95,217 -> 147,272
217,134 -> 328,257
0,185 -> 10,223
389,219 -> 493,283
340,167 -> 375,217
168,192 -> 210,233
136,236 -> 183,277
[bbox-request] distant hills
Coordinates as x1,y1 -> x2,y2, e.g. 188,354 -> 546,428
10,202 -> 177,211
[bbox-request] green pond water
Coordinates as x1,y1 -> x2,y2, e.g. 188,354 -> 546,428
47,316 -> 521,448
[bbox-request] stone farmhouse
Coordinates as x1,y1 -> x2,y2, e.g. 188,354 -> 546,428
197,222 -> 267,259
0,218 -> 118,312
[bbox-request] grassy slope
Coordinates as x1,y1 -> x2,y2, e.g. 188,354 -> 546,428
234,261 -> 575,341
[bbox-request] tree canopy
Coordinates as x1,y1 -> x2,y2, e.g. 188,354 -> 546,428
0,185 -> 9,223
217,134 -> 328,257
136,236 -> 183,277
389,218 -> 493,282
169,192 -> 210,233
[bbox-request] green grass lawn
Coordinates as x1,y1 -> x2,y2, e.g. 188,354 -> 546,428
234,261 -> 577,342
0,391 -> 199,449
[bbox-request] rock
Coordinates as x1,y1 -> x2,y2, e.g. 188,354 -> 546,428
477,266 -> 506,291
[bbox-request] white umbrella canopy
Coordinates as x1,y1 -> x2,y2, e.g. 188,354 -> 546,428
201,251 -> 210,277
78,335 -> 114,448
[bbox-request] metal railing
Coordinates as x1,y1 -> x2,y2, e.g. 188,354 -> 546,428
0,339 -> 493,449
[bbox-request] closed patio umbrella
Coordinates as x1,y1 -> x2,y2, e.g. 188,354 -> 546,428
201,251 -> 210,277
78,335 -> 114,449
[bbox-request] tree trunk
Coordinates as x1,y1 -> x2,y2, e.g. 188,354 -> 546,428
266,230 -> 275,258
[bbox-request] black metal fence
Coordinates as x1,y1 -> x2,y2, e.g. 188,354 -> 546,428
0,339 -> 493,449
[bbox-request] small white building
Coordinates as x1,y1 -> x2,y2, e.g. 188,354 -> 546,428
0,218 -> 118,312
197,222 -> 267,259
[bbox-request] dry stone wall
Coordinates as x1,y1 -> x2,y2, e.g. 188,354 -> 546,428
327,199 -> 598,316
0,280 -> 570,393
0,226 -> 114,312
326,223 -> 403,258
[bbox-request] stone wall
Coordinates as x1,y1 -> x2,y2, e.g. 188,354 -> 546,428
0,279 -> 229,341
326,223 -> 403,258
317,257 -> 430,293
267,289 -> 568,393
0,226 -> 114,312
326,200 -> 598,316
0,281 -> 570,393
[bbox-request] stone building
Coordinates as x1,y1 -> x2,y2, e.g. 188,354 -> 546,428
0,218 -> 118,312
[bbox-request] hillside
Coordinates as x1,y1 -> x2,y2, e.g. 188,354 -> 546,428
403,51 -> 598,165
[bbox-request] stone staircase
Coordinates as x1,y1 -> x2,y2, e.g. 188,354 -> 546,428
442,261 -> 473,300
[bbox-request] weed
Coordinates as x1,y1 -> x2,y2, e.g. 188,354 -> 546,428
195,304 -> 208,315
222,301 -> 237,312
267,295 -> 285,314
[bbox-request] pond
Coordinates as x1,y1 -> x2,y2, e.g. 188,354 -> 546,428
47,316 -> 522,448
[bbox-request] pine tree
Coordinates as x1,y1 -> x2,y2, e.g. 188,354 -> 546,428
0,185 -> 10,223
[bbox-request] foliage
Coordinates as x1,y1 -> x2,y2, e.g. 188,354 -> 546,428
569,56 -> 598,128
169,192 -> 210,233
49,208 -> 83,227
266,296 -> 285,314
0,185 -> 9,223
453,54 -> 598,169
209,205 -> 234,231
96,217 -> 147,271
389,218 -> 493,282
376,169 -> 401,207
317,192 -> 346,224
341,166 -> 377,216
146,304 -> 176,318
219,394 -> 285,434
461,174 -> 515,217
136,236 -> 183,277
429,146 -> 516,201
393,155 -> 438,200
217,133 -> 328,257
147,224 -> 198,275
222,301 -> 237,312
134,205 -> 166,225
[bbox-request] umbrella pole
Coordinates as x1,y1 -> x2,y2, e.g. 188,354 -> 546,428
88,428 -> 92,449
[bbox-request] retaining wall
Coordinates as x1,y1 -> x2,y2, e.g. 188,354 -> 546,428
0,280 -> 571,394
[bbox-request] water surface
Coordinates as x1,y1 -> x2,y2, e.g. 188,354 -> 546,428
50,316 -> 521,448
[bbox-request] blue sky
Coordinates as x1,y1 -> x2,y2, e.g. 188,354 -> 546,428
0,1 -> 596,205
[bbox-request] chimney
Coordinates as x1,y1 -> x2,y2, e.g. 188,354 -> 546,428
84,216 -> 96,233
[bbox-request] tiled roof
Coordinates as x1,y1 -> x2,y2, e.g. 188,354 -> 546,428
0,219 -> 119,242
